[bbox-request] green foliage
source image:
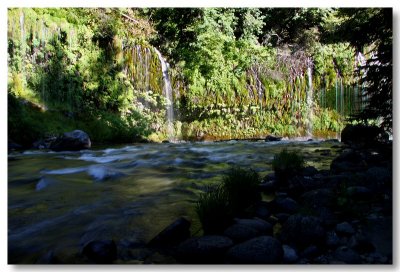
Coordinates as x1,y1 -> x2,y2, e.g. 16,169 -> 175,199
272,149 -> 305,184
9,7 -> 383,145
222,167 -> 261,214
195,185 -> 233,234
338,8 -> 392,132
196,167 -> 261,233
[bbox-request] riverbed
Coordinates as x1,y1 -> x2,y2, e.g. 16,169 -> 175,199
8,139 -> 342,263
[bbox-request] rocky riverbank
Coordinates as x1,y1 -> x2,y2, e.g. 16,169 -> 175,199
30,125 -> 392,264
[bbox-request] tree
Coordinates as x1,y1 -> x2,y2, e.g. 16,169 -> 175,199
337,8 -> 392,132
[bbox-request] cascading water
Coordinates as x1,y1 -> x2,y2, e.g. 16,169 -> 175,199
306,58 -> 313,137
154,48 -> 174,140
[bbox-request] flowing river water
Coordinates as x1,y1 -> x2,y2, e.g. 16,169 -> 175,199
8,140 -> 342,263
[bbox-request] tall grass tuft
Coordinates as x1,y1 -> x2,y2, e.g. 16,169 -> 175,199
196,167 -> 262,233
222,167 -> 261,214
195,185 -> 233,234
272,149 -> 305,184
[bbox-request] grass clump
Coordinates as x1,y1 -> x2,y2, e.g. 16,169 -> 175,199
272,149 -> 305,184
222,167 -> 261,214
196,167 -> 261,234
195,185 -> 233,234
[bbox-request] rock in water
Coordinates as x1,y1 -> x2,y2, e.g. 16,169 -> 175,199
265,135 -> 282,142
82,240 -> 117,264
87,165 -> 124,181
176,235 -> 233,264
148,217 -> 191,247
225,236 -> 283,264
50,130 -> 91,151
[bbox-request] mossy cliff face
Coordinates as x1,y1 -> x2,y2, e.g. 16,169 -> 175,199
8,8 -> 370,144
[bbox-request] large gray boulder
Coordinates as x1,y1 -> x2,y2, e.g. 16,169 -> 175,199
50,130 -> 91,151
223,218 -> 272,243
225,236 -> 283,264
176,235 -> 233,263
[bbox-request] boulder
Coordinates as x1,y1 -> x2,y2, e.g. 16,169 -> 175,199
32,137 -> 57,149
223,223 -> 261,243
348,232 -> 375,254
82,240 -> 117,264
148,217 -> 191,247
301,245 -> 320,259
225,236 -> 283,264
273,197 -> 299,214
341,124 -> 388,146
283,245 -> 298,263
223,218 -> 272,243
234,218 -> 273,234
334,246 -> 362,264
265,135 -> 282,142
330,150 -> 366,173
254,202 -> 271,220
326,231 -> 341,248
280,215 -> 326,248
176,235 -> 233,263
346,186 -> 373,201
50,130 -> 91,151
301,188 -> 336,209
287,176 -> 325,196
365,167 -> 392,189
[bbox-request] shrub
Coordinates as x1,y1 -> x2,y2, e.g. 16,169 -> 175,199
195,185 -> 233,234
222,167 -> 261,214
272,149 -> 305,184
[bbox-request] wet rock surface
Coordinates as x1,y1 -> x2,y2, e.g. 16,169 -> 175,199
225,236 -> 283,264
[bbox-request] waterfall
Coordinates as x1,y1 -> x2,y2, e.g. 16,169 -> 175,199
19,12 -> 24,41
154,48 -> 174,140
306,58 -> 313,138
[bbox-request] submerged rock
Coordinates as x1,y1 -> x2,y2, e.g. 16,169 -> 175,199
50,130 -> 91,151
82,240 -> 117,264
148,217 -> 191,247
87,165 -> 125,181
225,236 -> 283,264
35,177 -> 55,191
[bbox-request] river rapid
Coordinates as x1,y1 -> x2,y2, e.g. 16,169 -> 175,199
8,139 -> 342,263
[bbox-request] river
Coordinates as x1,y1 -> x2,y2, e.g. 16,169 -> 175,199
8,139 -> 342,263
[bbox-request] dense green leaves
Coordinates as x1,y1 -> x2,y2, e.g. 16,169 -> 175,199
8,7 -> 391,145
